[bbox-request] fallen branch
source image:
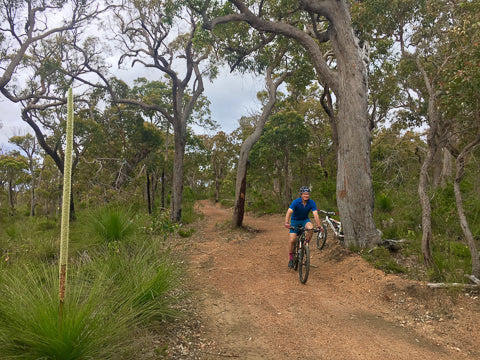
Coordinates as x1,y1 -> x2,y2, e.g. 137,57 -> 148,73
465,274 -> 480,285
427,282 -> 479,289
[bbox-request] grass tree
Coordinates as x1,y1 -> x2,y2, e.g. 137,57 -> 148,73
59,88 -> 74,324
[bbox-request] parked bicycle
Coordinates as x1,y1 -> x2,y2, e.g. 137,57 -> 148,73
291,226 -> 321,284
317,210 -> 344,250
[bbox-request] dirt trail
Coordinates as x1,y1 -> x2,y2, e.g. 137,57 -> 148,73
187,200 -> 479,359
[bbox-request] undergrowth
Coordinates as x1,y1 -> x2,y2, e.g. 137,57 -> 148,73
0,204 -> 187,360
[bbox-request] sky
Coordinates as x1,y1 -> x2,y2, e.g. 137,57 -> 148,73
0,67 -> 266,152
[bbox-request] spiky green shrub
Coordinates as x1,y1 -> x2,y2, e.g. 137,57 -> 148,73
84,240 -> 184,323
376,193 -> 393,212
0,265 -> 131,360
0,241 -> 185,359
84,206 -> 137,244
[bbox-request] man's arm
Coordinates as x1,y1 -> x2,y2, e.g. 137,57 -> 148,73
285,208 -> 293,228
312,210 -> 322,228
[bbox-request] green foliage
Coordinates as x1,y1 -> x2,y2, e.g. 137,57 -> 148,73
429,240 -> 472,283
147,210 -> 178,241
178,227 -> 195,237
0,237 -> 185,359
376,193 -> 393,212
84,207 -> 137,244
0,265 -> 131,360
361,246 -> 407,274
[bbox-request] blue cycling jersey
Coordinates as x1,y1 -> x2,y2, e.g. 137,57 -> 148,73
289,198 -> 317,221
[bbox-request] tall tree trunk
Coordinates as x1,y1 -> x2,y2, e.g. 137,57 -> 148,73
329,4 -> 380,248
214,176 -> 221,203
415,57 -> 442,269
30,166 -> 36,216
232,64 -> 288,227
147,170 -> 152,214
233,161 -> 248,227
453,135 -> 480,278
418,142 -> 436,269
170,121 -> 186,222
440,148 -> 453,188
161,122 -> 170,210
8,179 -> 15,216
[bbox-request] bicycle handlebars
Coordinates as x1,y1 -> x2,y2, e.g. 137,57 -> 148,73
289,226 -> 322,233
320,210 -> 339,216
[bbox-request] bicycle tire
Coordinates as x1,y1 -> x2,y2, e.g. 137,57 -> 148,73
317,225 -> 328,250
298,243 -> 310,284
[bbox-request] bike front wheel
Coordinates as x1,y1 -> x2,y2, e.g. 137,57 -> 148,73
317,225 -> 327,250
298,244 -> 310,284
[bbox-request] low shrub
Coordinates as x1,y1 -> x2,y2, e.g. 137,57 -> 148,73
83,206 -> 137,244
0,239 -> 185,359
361,246 -> 407,274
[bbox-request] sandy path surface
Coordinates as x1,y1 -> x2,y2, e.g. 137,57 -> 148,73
187,200 -> 479,359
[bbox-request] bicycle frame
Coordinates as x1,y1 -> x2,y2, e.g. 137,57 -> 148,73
320,210 -> 344,242
290,226 -> 319,284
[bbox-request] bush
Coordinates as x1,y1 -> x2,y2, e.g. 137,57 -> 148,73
0,240 -> 185,359
0,265 -> 131,360
428,239 -> 472,283
83,206 -> 137,244
377,193 -> 393,212
361,246 -> 407,274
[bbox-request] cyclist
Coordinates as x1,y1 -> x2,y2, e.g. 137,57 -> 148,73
284,186 -> 322,269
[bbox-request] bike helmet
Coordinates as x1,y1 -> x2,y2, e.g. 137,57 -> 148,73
299,186 -> 311,194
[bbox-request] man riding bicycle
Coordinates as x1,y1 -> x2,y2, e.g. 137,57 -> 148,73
284,186 -> 322,269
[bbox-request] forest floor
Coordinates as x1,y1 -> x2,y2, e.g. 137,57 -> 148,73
140,200 -> 480,359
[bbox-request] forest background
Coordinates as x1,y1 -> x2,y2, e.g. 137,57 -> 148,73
0,1 -> 479,357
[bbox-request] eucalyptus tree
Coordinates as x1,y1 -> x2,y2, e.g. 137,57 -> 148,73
438,0 -> 480,277
0,0 -> 111,103
0,151 -> 28,215
8,134 -> 39,216
0,0 -> 114,220
95,0 -> 217,222
250,110 -> 310,208
357,0 -> 480,270
232,57 -> 290,226
200,0 -> 381,247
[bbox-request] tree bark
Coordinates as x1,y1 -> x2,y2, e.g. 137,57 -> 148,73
418,142 -> 436,269
440,148 -> 453,188
171,118 -> 187,222
147,170 -> 152,214
316,2 -> 380,248
233,161 -> 248,227
415,57 -> 442,269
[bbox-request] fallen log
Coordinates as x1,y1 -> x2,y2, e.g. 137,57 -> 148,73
427,282 -> 479,289
465,274 -> 480,285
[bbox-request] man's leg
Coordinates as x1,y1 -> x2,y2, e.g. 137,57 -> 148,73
305,221 -> 314,242
288,232 -> 296,268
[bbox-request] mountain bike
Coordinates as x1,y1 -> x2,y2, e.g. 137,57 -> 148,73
291,226 -> 320,284
317,210 -> 344,250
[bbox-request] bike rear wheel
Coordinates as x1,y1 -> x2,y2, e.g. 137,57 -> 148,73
298,243 -> 310,284
317,225 -> 327,250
